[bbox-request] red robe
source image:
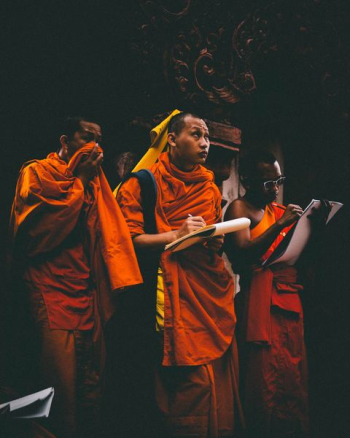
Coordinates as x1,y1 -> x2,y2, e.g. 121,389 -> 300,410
117,152 -> 242,437
237,203 -> 309,438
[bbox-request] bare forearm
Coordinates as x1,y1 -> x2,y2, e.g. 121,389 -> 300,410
228,220 -> 284,265
243,221 -> 285,261
133,215 -> 207,250
133,231 -> 178,250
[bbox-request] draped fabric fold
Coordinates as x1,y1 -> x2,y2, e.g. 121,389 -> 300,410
118,152 -> 236,366
9,142 -> 142,327
69,144 -> 143,297
242,203 -> 303,344
244,264 -> 303,344
237,202 -> 309,437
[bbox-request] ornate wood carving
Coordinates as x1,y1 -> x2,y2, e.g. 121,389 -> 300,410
129,0 -> 350,123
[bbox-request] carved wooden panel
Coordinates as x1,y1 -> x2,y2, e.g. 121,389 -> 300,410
128,0 -> 350,123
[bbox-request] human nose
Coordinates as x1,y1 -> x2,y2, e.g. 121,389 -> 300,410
272,182 -> 279,193
200,137 -> 209,149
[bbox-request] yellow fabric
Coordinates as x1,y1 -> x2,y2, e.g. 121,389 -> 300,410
250,203 -> 275,239
113,109 -> 181,196
156,267 -> 164,331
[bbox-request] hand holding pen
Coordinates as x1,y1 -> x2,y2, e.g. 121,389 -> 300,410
175,213 -> 206,240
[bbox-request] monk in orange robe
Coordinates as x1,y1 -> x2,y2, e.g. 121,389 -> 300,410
116,113 -> 243,438
8,117 -> 142,438
224,150 -> 309,438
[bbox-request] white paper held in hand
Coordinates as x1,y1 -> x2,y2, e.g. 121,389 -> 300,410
263,199 -> 343,267
165,217 -> 251,252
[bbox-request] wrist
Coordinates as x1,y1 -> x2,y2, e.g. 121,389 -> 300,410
275,219 -> 285,229
171,230 -> 181,242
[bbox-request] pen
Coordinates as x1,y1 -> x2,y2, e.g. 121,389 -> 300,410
272,203 -> 286,210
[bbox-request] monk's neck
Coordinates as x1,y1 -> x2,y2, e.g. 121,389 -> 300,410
243,193 -> 267,211
168,154 -> 196,172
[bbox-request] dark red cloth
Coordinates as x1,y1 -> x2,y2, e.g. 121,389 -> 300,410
242,308 -> 309,438
237,203 -> 309,437
245,264 -> 303,344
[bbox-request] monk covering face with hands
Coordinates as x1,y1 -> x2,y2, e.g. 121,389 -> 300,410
8,116 -> 142,438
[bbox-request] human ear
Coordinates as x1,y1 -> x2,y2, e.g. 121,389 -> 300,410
240,175 -> 250,189
167,132 -> 176,148
59,135 -> 68,147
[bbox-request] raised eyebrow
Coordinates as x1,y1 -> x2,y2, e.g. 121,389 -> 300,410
190,126 -> 210,134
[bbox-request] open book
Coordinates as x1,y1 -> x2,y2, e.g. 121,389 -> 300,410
165,217 -> 251,252
263,199 -> 343,267
0,387 -> 54,420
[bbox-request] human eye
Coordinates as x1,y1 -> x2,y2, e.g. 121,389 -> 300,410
264,180 -> 273,190
80,132 -> 94,142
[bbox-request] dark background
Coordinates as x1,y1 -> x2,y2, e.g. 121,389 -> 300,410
1,1 -> 349,436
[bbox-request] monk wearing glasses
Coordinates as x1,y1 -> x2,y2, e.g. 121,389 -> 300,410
225,150 -> 309,438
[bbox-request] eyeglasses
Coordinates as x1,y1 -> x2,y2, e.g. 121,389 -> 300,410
263,176 -> 286,190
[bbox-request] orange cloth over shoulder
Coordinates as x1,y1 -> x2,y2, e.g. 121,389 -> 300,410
69,144 -> 143,293
9,143 -> 142,326
118,152 -> 236,366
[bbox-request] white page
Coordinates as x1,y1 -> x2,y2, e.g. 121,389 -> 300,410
0,387 -> 54,419
166,217 -> 250,252
265,199 -> 343,266
212,218 -> 251,236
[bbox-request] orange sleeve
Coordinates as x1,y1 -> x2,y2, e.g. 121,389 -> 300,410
117,177 -> 146,237
14,163 -> 86,256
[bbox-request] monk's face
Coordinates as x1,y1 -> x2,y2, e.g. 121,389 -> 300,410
248,161 -> 283,204
168,116 -> 210,171
60,121 -> 102,160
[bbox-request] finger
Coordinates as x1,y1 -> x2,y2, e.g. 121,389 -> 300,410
88,145 -> 99,159
288,204 -> 302,210
212,235 -> 224,242
95,153 -> 104,164
210,235 -> 224,243
188,216 -> 205,221
191,223 -> 206,230
91,153 -> 104,166
207,242 -> 222,252
188,218 -> 206,226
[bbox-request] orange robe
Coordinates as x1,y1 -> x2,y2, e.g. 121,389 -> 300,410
117,152 -> 241,437
9,143 -> 142,325
8,143 -> 142,437
236,203 -> 309,438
